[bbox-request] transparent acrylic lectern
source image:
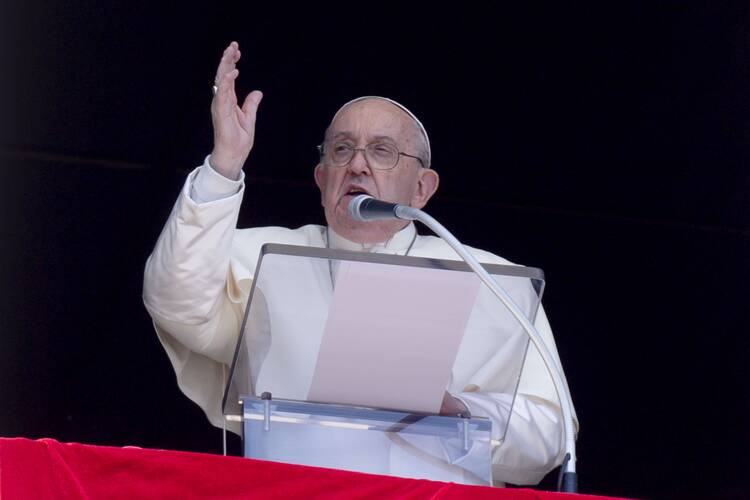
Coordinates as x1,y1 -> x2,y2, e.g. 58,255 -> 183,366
223,243 -> 545,486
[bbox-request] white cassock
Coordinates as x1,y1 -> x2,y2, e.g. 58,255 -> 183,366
143,158 -> 578,486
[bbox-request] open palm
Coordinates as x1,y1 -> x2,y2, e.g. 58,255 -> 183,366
209,41 -> 263,180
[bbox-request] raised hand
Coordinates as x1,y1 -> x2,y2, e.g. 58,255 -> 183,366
209,41 -> 263,180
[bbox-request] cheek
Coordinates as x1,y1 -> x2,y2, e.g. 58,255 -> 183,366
319,172 -> 343,208
381,171 -> 418,202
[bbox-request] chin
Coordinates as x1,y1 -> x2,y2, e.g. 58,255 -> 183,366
331,215 -> 405,244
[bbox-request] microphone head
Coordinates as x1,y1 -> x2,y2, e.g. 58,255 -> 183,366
348,194 -> 373,222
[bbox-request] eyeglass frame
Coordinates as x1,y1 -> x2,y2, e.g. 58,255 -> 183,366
316,141 -> 427,170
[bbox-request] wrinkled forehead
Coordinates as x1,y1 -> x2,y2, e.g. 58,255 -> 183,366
327,97 -> 431,154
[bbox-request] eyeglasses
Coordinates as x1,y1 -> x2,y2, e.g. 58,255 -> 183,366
317,141 -> 426,170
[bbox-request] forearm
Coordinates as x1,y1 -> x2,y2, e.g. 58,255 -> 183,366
455,391 -> 564,485
143,158 -> 244,361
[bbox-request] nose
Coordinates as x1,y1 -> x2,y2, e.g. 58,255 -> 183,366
347,148 -> 372,176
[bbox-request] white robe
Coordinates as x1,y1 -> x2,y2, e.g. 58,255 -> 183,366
143,160 -> 578,485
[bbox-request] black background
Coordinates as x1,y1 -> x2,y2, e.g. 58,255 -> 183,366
1,2 -> 749,499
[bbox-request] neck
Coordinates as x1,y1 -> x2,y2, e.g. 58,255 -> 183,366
327,222 -> 416,252
328,219 -> 410,245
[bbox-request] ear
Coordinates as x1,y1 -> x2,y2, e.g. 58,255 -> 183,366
411,168 -> 440,209
313,163 -> 325,206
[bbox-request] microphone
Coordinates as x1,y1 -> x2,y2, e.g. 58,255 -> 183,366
348,195 -> 419,221
348,193 -> 578,492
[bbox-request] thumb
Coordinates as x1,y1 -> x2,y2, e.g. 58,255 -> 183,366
241,90 -> 263,117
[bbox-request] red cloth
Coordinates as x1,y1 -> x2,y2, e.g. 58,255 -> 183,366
0,438 -> 626,499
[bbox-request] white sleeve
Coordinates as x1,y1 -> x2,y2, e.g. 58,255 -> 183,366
190,155 -> 244,203
454,308 -> 577,486
455,392 -> 564,486
142,160 -> 246,428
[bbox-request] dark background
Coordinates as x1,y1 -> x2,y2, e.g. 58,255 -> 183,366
2,2 -> 749,499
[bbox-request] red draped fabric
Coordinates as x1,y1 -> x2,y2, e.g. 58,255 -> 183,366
0,438 -> 627,499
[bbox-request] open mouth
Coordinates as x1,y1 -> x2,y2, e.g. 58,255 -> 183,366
341,186 -> 372,201
346,188 -> 369,197
338,185 -> 375,211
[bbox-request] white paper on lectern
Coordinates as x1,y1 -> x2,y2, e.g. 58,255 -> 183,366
307,261 -> 481,414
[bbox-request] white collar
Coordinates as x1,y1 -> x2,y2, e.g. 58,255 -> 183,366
326,223 -> 417,253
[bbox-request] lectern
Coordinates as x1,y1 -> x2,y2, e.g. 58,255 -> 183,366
222,244 -> 545,486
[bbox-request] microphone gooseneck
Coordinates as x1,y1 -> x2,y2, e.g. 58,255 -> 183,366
346,195 -> 578,493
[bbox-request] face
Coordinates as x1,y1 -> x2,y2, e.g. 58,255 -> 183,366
314,99 -> 439,244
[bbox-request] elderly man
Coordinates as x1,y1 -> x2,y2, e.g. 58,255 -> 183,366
143,42 -> 575,486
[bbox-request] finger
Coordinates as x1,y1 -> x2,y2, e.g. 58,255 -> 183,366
214,42 -> 239,84
214,69 -> 239,116
214,68 -> 238,97
241,90 -> 263,115
229,42 -> 241,66
219,69 -> 239,102
239,90 -> 263,130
